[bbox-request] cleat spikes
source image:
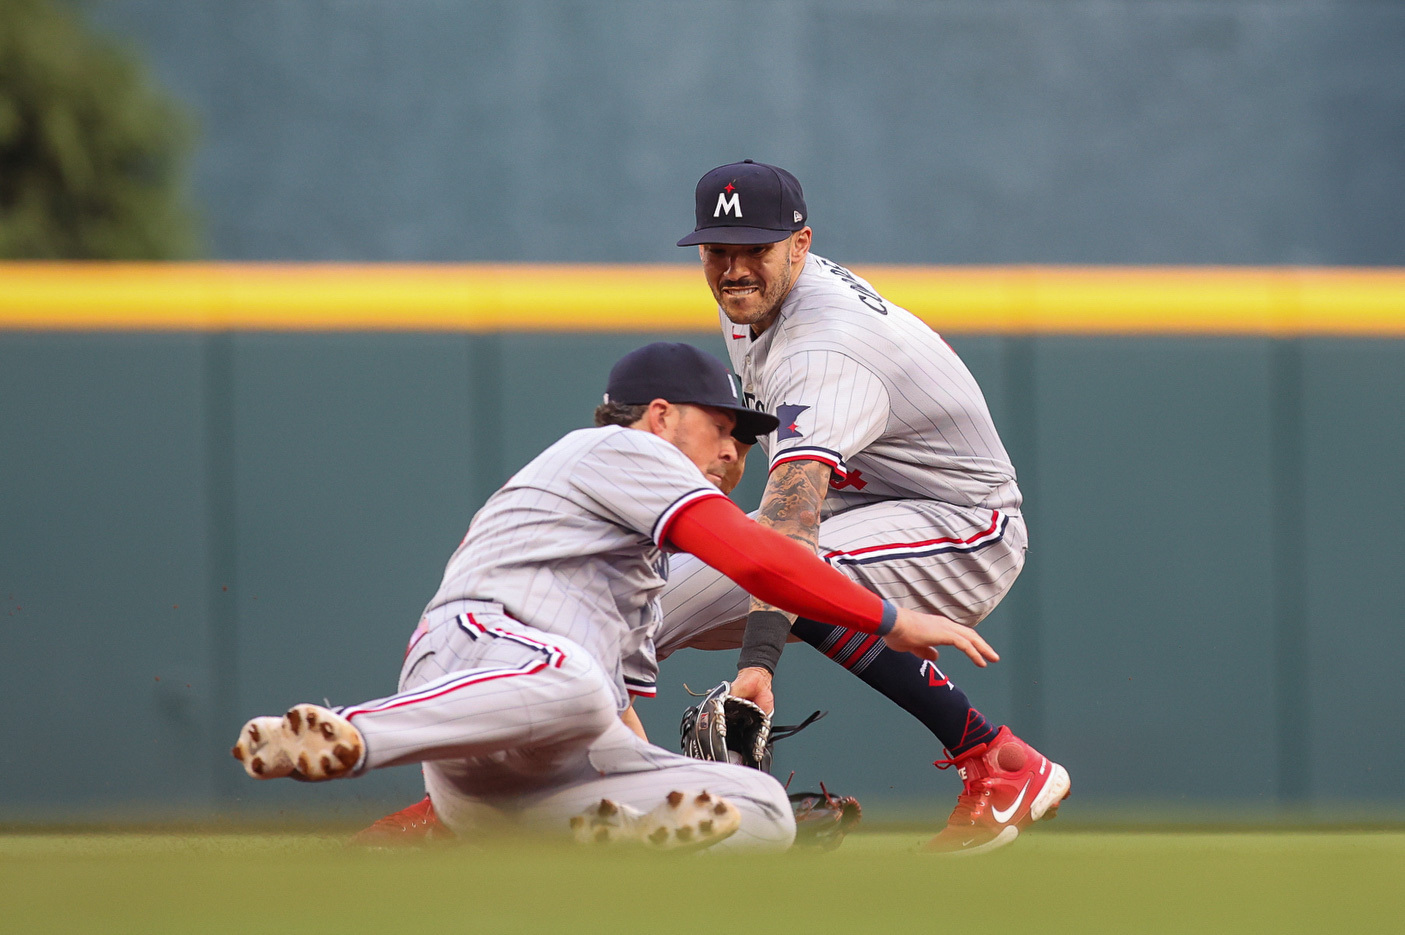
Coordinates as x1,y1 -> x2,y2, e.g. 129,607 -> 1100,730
234,707 -> 359,783
568,792 -> 740,851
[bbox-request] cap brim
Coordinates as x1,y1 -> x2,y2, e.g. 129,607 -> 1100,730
677,226 -> 795,247
727,407 -> 780,445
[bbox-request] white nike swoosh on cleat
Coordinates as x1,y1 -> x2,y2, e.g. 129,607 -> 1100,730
991,780 -> 1031,824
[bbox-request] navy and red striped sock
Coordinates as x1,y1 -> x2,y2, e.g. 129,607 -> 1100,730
791,617 -> 999,757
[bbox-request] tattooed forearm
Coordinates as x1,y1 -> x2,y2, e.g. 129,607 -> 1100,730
749,458 -> 831,616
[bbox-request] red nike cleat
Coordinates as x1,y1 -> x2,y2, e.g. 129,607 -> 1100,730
350,795 -> 452,847
925,726 -> 1070,855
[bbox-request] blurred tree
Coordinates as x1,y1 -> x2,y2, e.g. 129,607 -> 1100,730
0,0 -> 198,258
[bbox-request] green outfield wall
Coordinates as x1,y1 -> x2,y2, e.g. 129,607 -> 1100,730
2,267 -> 1403,824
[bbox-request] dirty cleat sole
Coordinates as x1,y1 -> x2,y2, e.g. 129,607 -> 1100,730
231,704 -> 364,781
639,790 -> 741,851
231,716 -> 295,778
569,790 -> 741,851
570,798 -> 647,845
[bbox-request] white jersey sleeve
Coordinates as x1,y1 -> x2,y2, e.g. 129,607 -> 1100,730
569,429 -> 726,547
620,637 -> 659,698
765,349 -> 891,480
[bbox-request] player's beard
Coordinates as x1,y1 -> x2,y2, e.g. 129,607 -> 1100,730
715,259 -> 795,333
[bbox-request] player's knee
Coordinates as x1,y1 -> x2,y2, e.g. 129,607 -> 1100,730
710,767 -> 796,852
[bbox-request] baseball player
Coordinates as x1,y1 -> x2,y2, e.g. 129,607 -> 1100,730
648,160 -> 1072,854
234,342 -> 999,851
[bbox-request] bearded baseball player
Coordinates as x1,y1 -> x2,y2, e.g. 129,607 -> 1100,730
653,160 -> 1071,854
235,342 -> 999,851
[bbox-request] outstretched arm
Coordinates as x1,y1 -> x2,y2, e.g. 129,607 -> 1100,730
732,459 -> 831,712
665,495 -> 998,714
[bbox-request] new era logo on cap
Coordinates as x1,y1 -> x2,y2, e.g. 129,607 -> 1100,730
678,159 -> 808,246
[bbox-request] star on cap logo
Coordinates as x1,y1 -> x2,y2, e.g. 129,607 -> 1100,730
714,180 -> 742,218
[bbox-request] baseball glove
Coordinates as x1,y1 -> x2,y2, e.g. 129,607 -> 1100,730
679,681 -> 827,773
679,681 -> 773,770
788,784 -> 862,850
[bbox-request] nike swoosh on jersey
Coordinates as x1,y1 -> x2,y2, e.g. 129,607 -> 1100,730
990,780 -> 1031,824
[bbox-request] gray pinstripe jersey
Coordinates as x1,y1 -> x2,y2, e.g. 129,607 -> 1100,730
723,253 -> 1021,515
424,425 -> 723,706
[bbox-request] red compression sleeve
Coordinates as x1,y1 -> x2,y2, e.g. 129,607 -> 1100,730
664,496 -> 885,633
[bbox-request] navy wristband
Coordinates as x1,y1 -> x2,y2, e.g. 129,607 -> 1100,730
875,600 -> 899,636
738,610 -> 791,674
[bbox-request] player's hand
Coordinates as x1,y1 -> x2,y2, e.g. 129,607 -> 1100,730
730,665 -> 775,715
882,607 -> 1000,668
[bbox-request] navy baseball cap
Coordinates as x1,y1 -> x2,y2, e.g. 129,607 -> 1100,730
605,342 -> 778,444
677,159 -> 808,246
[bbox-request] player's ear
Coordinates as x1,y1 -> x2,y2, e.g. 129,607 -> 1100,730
645,398 -> 673,435
791,228 -> 812,263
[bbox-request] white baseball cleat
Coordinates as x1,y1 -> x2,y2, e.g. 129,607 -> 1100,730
569,790 -> 742,851
231,704 -> 365,781
570,798 -> 648,845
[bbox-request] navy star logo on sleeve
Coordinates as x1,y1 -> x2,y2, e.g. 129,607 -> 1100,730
776,403 -> 809,440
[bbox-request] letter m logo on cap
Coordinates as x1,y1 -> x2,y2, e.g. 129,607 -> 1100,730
714,191 -> 742,218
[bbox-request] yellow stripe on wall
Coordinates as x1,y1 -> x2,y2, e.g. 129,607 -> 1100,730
1,263 -> 1404,335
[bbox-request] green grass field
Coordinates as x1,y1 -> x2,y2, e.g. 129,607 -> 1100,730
3,828 -> 1402,934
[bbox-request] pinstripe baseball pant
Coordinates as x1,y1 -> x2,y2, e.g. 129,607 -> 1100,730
657,500 -> 1028,658
339,601 -> 794,850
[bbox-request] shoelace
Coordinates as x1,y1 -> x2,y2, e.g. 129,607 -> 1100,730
944,779 -> 994,825
933,750 -> 993,825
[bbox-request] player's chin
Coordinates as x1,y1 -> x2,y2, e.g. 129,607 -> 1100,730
719,292 -> 764,321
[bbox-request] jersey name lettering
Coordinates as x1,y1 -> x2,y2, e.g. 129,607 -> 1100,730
818,258 -> 887,314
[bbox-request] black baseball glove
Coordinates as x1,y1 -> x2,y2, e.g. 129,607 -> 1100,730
679,681 -> 828,773
679,681 -> 774,770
